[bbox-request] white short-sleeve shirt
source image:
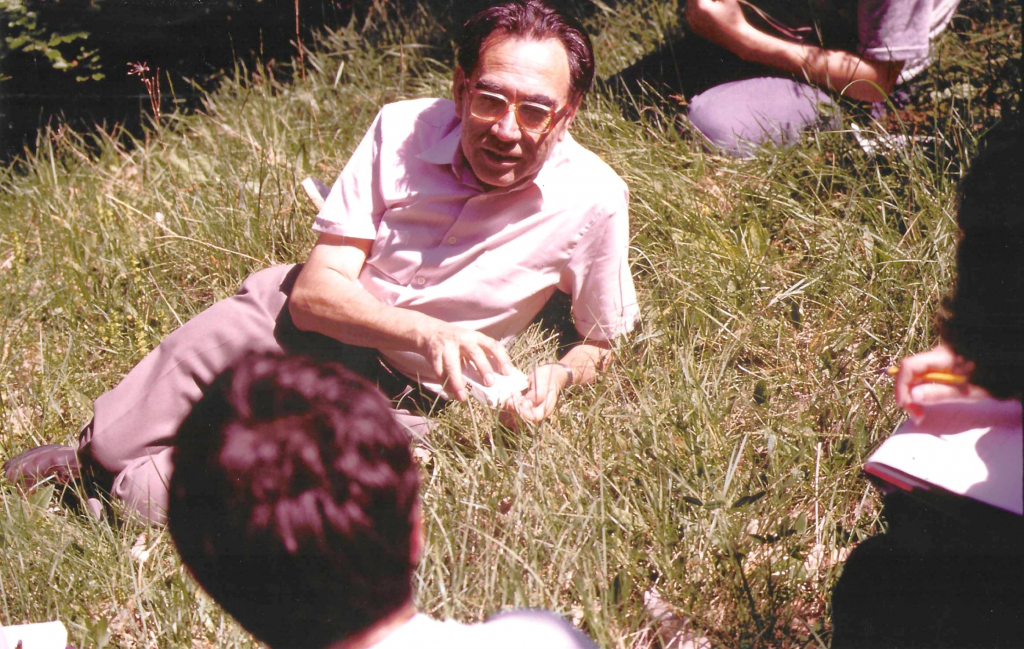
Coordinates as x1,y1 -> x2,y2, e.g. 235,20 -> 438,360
368,611 -> 600,649
314,98 -> 639,386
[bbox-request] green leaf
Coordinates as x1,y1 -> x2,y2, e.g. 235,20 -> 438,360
753,379 -> 768,405
731,491 -> 766,508
27,483 -> 55,509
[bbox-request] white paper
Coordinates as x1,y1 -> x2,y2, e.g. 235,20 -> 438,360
0,621 -> 69,649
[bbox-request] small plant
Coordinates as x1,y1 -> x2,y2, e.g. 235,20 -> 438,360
127,60 -> 161,121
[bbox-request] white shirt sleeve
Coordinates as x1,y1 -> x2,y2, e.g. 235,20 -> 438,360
561,179 -> 639,341
479,610 -> 601,649
312,107 -> 387,240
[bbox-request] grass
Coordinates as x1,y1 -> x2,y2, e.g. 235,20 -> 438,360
0,1 -> 1020,647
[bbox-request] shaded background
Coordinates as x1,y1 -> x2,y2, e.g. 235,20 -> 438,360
0,0 -> 358,159
0,0 -> 607,161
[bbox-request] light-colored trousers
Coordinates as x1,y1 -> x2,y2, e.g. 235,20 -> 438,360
78,264 -> 431,523
687,77 -> 838,158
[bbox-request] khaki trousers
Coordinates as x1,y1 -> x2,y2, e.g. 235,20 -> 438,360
79,264 -> 433,523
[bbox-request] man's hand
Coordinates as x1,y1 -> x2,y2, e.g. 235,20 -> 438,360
894,343 -> 978,421
686,0 -> 752,50
500,339 -> 613,427
291,234 -> 513,402
504,363 -> 572,423
421,322 -> 514,402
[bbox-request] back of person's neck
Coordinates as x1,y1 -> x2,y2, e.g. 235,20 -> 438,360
323,602 -> 418,649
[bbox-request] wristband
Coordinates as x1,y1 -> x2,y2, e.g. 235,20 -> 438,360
552,362 -> 574,387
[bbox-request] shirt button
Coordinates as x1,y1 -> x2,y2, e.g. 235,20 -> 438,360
447,236 -> 457,245
416,277 -> 426,286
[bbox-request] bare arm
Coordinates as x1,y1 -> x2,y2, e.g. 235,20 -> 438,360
289,233 -> 513,401
686,0 -> 903,103
560,338 -> 614,386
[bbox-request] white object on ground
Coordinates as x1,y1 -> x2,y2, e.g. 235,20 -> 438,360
465,368 -> 530,408
0,621 -> 69,649
851,123 -> 934,156
643,588 -> 713,649
301,177 -> 331,210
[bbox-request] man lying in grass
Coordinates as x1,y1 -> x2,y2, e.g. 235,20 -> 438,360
5,0 -> 638,523
168,352 -> 599,649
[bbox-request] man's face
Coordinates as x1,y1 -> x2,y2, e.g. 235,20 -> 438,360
453,35 -> 578,189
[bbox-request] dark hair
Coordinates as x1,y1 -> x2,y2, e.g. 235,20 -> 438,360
939,131 -> 1024,399
168,353 -> 419,649
457,0 -> 595,104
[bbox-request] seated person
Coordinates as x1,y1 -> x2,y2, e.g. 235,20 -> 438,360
4,0 -> 638,523
830,131 -> 1023,647
611,0 -> 960,156
168,352 -> 599,649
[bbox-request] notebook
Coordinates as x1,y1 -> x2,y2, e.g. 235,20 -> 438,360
864,397 -> 1023,516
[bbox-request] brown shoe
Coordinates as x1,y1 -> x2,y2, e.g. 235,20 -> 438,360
3,445 -> 80,488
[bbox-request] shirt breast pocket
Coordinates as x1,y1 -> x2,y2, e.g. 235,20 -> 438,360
364,222 -> 424,286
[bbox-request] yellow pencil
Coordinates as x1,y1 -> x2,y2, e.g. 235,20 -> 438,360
884,366 -> 968,386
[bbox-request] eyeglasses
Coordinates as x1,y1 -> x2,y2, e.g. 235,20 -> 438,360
468,89 -> 565,135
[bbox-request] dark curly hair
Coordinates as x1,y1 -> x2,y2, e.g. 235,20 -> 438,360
456,0 -> 595,104
939,131 -> 1024,400
168,353 -> 419,649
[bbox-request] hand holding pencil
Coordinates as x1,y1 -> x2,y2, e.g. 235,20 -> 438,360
884,365 -> 966,386
890,343 -> 975,421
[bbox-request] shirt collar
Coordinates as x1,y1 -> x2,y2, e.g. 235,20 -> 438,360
415,123 -> 483,189
532,132 -> 571,188
417,124 -> 462,167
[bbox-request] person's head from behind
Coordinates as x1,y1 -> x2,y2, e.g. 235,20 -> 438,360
940,130 -> 1024,400
453,0 -> 595,188
168,353 -> 419,649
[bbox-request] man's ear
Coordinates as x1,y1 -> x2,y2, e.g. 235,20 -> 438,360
556,97 -> 582,141
452,66 -> 467,114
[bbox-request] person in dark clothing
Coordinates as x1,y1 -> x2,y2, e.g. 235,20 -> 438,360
830,131 -> 1024,648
